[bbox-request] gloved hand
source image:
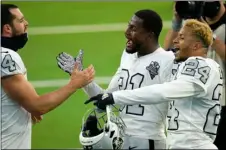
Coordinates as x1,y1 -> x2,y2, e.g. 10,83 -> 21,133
84,93 -> 115,110
56,49 -> 83,75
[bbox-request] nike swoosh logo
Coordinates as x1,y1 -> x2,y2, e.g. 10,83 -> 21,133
1,51 -> 9,53
129,146 -> 137,150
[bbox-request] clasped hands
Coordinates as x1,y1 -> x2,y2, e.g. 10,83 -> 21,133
56,50 -> 115,110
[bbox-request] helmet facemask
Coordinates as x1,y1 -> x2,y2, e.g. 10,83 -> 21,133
79,105 -> 126,150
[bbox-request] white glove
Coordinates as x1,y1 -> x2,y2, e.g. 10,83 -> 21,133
56,49 -> 84,75
75,49 -> 84,71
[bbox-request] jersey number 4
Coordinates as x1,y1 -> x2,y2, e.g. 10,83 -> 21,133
1,54 -> 16,72
118,69 -> 145,116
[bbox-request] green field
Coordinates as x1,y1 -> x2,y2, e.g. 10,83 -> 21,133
2,1 -> 173,148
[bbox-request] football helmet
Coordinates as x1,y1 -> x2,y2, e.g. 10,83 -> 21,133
79,105 -> 126,150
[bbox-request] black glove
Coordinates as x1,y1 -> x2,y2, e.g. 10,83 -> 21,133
84,93 -> 115,110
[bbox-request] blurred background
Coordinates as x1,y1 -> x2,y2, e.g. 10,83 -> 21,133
2,1 -> 173,149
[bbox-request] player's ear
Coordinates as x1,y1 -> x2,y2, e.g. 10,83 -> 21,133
148,31 -> 154,39
192,42 -> 201,51
2,24 -> 12,35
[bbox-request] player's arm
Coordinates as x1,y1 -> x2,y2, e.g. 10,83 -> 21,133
85,79 -> 205,109
113,58 -> 209,105
82,82 -> 105,97
85,58 -> 209,109
2,52 -> 94,116
112,79 -> 204,105
212,34 -> 226,61
2,74 -> 77,115
82,50 -> 126,97
164,3 -> 183,50
82,68 -> 120,97
164,29 -> 179,50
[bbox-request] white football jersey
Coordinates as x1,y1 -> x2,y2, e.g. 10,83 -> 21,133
112,57 -> 222,149
1,47 -> 32,149
83,47 -> 175,140
118,48 -> 174,140
167,57 -> 222,149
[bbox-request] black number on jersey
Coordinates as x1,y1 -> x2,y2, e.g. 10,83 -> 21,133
212,84 -> 223,101
203,84 -> 222,135
203,104 -> 220,135
219,67 -> 223,80
1,54 -> 16,72
167,101 -> 180,130
181,58 -> 199,76
172,61 -> 181,76
118,69 -> 145,116
181,58 -> 211,84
